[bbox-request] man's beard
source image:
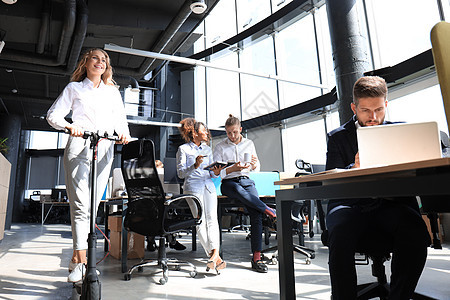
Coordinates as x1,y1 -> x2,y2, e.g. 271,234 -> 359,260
358,117 -> 385,127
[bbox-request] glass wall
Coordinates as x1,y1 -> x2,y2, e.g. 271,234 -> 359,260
192,0 -> 449,172
204,0 -> 237,49
282,117 -> 328,172
275,13 -> 323,109
29,131 -> 67,150
205,52 -> 241,128
365,0 -> 443,68
388,84 -> 448,134
236,0 -> 271,33
240,37 -> 278,120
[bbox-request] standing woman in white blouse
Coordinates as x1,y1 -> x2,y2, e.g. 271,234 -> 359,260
47,48 -> 130,283
176,118 -> 226,274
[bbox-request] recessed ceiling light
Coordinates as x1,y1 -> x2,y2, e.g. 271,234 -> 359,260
2,0 -> 18,4
11,89 -> 17,93
190,0 -> 207,14
5,69 -> 12,73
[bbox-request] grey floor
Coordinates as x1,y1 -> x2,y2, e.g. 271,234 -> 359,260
0,223 -> 449,300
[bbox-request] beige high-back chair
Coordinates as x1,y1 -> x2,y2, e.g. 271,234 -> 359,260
431,21 -> 450,134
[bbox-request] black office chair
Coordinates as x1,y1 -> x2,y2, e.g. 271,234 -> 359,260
261,201 -> 316,265
121,139 -> 202,284
316,202 -> 435,300
261,160 -> 318,265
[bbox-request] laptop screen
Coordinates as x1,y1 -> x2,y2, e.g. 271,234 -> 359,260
357,121 -> 442,168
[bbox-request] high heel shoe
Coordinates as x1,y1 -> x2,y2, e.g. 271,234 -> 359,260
206,260 -> 216,272
215,260 -> 226,275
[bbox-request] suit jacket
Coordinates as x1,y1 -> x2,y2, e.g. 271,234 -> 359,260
326,115 -> 359,170
326,115 -> 398,170
325,116 -> 414,212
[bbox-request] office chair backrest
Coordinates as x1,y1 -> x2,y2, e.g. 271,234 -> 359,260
122,139 -> 165,237
431,21 -> 450,134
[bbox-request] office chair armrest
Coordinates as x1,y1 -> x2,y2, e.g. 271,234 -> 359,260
164,194 -> 203,220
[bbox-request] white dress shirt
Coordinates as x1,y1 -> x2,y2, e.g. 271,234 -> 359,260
213,136 -> 260,179
176,142 -> 217,194
46,77 -> 130,137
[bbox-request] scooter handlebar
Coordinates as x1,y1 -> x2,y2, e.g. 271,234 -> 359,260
63,129 -> 121,142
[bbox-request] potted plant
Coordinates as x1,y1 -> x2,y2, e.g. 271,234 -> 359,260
0,137 -> 7,155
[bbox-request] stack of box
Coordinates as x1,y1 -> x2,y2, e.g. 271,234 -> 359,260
108,215 -> 145,260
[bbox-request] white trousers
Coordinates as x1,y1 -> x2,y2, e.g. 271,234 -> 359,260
185,188 -> 220,256
64,136 -> 114,250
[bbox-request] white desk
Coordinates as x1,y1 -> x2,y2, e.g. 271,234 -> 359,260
274,158 -> 450,300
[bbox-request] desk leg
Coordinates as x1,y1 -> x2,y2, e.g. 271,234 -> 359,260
218,204 -> 223,259
277,198 -> 295,300
121,210 -> 128,273
104,204 -> 109,252
41,203 -> 54,225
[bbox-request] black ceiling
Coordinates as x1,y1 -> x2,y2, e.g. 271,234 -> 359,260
0,0 -> 218,132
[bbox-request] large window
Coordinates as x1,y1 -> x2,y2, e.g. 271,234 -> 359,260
271,0 -> 294,13
240,37 -> 278,120
191,0 -> 449,172
275,13 -> 323,108
282,117 -> 328,173
236,0 -> 271,33
206,52 -> 241,128
29,131 -> 67,149
387,84 -> 449,135
204,0 -> 237,49
365,0 -> 443,68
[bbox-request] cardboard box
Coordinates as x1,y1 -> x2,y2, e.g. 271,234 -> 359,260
109,231 -> 145,260
422,215 -> 443,242
108,215 -> 123,232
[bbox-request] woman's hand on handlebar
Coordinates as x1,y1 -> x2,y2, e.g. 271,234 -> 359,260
117,133 -> 130,144
65,125 -> 84,137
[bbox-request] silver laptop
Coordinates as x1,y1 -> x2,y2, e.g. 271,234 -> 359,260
357,121 -> 442,168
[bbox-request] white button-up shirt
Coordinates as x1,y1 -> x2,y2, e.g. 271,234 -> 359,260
176,142 -> 217,194
213,136 -> 260,180
46,78 -> 130,137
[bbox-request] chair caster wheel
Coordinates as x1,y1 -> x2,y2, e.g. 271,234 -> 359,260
174,265 -> 181,271
309,231 -> 314,238
270,257 -> 278,265
310,253 -> 315,259
190,271 -> 197,278
138,266 -> 143,272
124,274 -> 131,281
305,258 -> 311,265
159,277 -> 167,285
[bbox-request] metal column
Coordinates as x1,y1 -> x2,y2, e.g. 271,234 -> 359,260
325,0 -> 372,124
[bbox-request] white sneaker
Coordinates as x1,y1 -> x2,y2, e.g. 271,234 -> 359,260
68,260 -> 77,273
68,263 -> 85,283
67,262 -> 101,282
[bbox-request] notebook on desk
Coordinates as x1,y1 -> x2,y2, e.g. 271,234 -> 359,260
357,121 -> 442,168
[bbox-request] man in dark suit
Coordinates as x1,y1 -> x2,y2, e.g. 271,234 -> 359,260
325,76 -> 430,299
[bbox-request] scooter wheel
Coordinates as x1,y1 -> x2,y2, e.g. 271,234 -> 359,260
124,274 -> 131,281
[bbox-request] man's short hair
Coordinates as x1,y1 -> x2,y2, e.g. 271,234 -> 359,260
353,76 -> 387,105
